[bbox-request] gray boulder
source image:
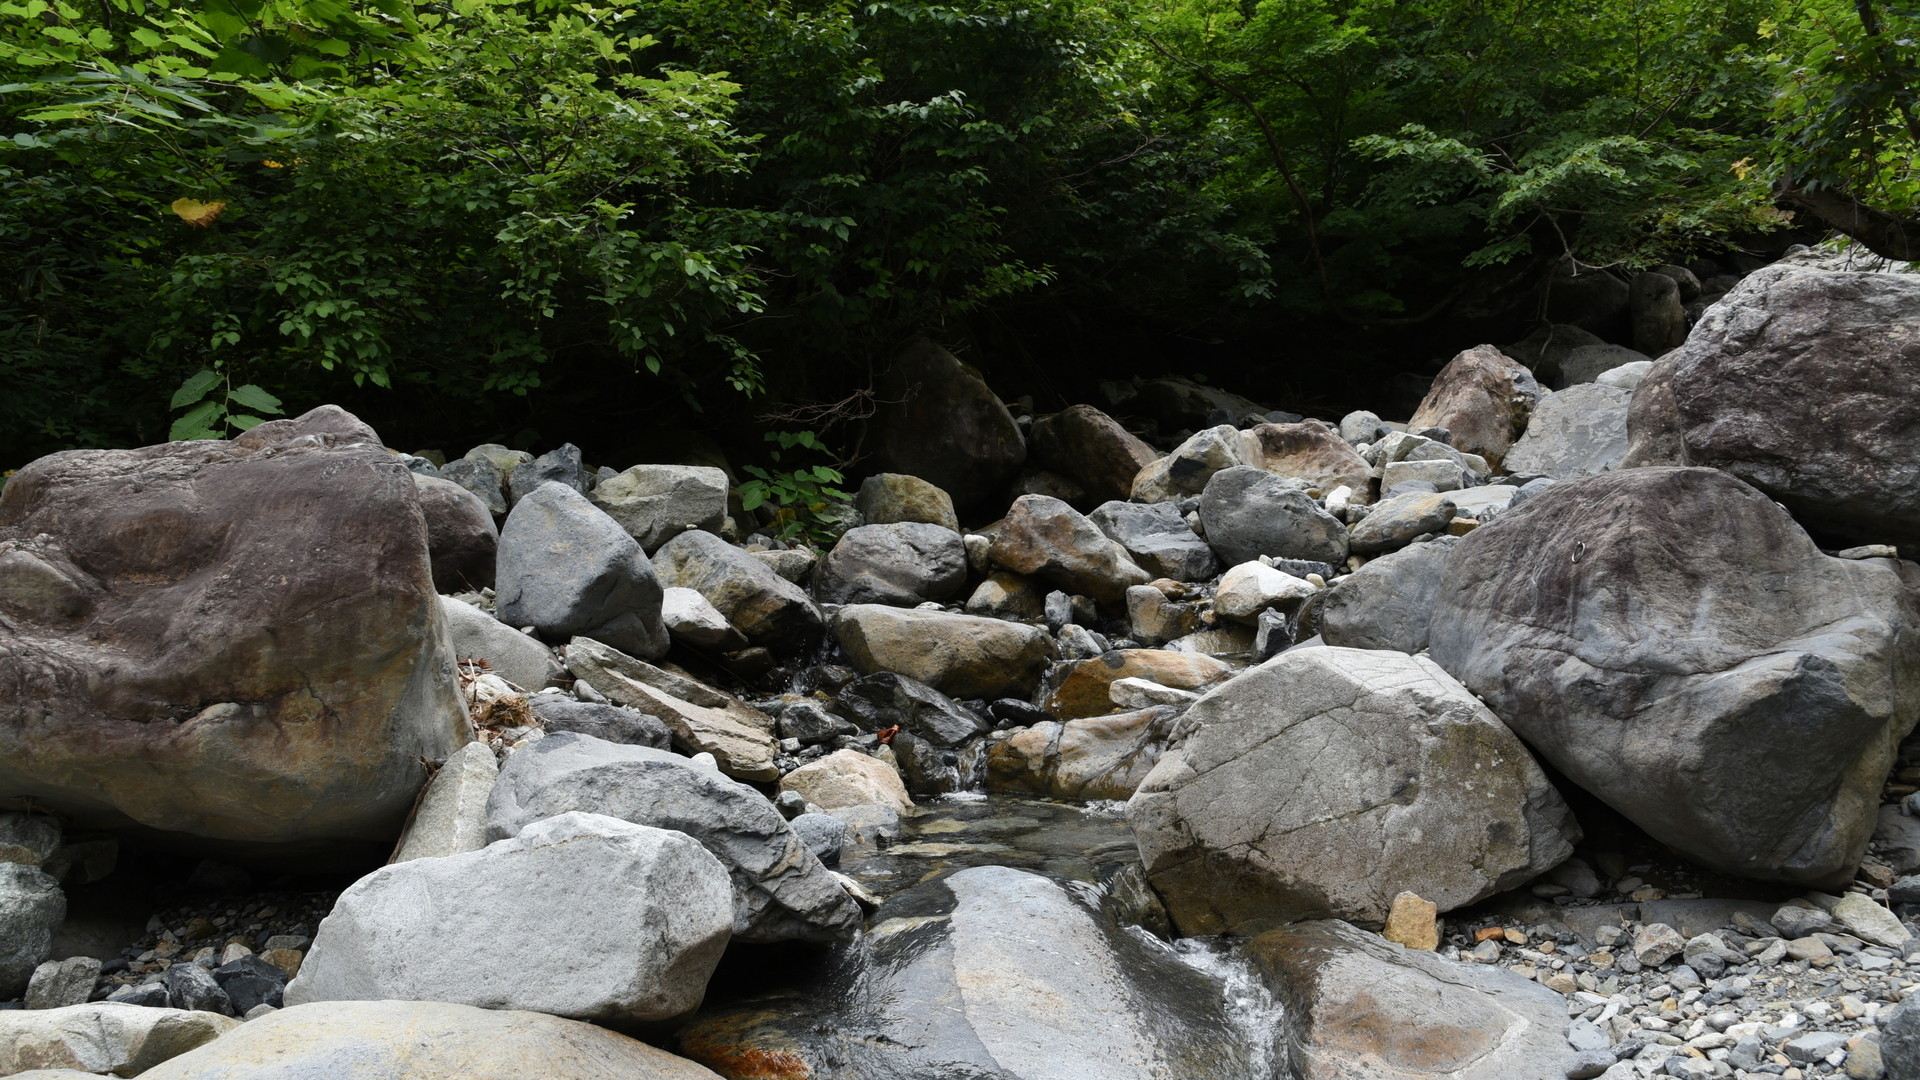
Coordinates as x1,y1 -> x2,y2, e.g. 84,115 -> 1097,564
1,864 -> 63,997
413,474 -> 498,592
1623,263 -> 1920,548
1501,322 -> 1606,385
659,587 -> 745,650
1128,646 -> 1577,933
986,706 -> 1181,801
1348,492 -> 1456,555
1318,536 -> 1458,654
1884,1000 -> 1920,1080
391,740 -> 498,863
988,495 -> 1151,607
1088,500 -> 1221,582
588,465 -> 729,553
137,999 -> 724,1080
1246,420 -> 1374,501
440,456 -> 507,516
563,637 -> 778,782
486,733 -> 860,944
1197,466 -> 1348,567
1503,382 -> 1632,479
837,672 -> 988,747
0,811 -> 59,867
854,473 -> 960,533
495,482 -> 668,660
287,811 -> 733,1026
1427,466 -> 1920,886
652,530 -> 824,652
1131,424 -> 1258,503
1555,343 -> 1652,389
440,595 -> 564,690
1248,919 -> 1594,1080
0,1003 -> 237,1076
26,956 -> 100,1010
506,443 -> 590,508
814,523 -> 967,607
530,697 -> 671,750
676,865 -> 1268,1080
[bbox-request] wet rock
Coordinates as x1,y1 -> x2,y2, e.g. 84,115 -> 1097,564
587,464 -> 729,553
834,605 -> 1056,699
777,749 -> 913,814
529,698 -> 671,750
496,481 -> 669,660
1029,404 -> 1160,505
1088,500 -> 1221,582
0,406 -> 468,851
813,523 -> 967,607
0,1003 -> 238,1076
136,1000 -> 723,1080
854,473 -> 960,533
987,706 -> 1181,801
989,495 -> 1151,607
1128,647 -> 1577,933
1039,650 -> 1233,720
652,530 -> 825,653
391,740 -> 498,863
486,734 -> 859,945
1131,425 -> 1259,503
441,595 -> 564,691
1428,467 -> 1920,886
1503,382 -> 1632,479
1407,344 -> 1543,470
1317,535 -> 1457,654
1197,466 -> 1347,567
773,701 -> 860,747
414,474 -> 499,592
865,338 -> 1026,512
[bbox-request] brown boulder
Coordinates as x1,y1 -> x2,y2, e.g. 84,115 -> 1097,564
0,406 -> 468,853
1029,405 -> 1159,505
413,475 -> 498,592
986,706 -> 1180,801
1407,345 -> 1543,470
1247,421 -> 1373,502
988,495 -> 1150,607
832,605 -> 1055,699
1040,650 -> 1233,720
864,338 -> 1026,513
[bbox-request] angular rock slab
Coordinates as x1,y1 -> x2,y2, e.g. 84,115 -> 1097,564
564,637 -> 777,782
486,733 -> 860,944
1089,500 -> 1221,582
0,1002 -> 239,1077
1426,466 -> 1920,886
135,1000 -> 725,1080
652,530 -> 825,653
287,811 -> 734,1026
1622,263 -> 1920,548
854,473 -> 960,533
1503,382 -> 1631,479
1247,420 -> 1374,501
1131,424 -> 1258,504
834,605 -> 1056,700
440,595 -> 564,691
676,865 -> 1265,1080
391,739 -> 498,863
1127,647 -> 1577,933
1247,919 -> 1591,1080
0,405 -> 468,849
1318,537 -> 1457,654
987,706 -> 1181,801
494,481 -> 669,661
778,749 -> 914,814
1,863 -> 63,997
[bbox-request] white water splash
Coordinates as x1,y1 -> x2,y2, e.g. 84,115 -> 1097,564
1166,935 -> 1289,1079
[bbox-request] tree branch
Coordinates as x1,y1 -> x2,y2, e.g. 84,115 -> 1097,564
1775,180 -> 1920,260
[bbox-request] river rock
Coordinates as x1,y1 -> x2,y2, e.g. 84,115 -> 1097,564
1348,492 -> 1456,555
652,530 -> 825,652
659,587 -> 745,650
778,749 -> 914,814
587,464 -> 728,552
564,637 -> 777,782
413,474 -> 499,592
1621,263 -> 1920,547
1318,536 -> 1456,654
1247,421 -> 1374,501
987,706 -> 1180,801
1247,918 -> 1591,1080
1407,345 -> 1543,470
440,455 -> 508,516
495,481 -> 669,660
1555,343 -> 1652,389
988,495 -> 1151,607
1426,466 -> 1920,886
530,697 -> 671,750
865,338 -> 1026,512
486,734 -> 860,944
1213,563 -> 1317,625
0,405 -> 467,851
854,473 -> 960,532
506,443 -> 591,508
1128,646 -> 1577,933
441,595 -> 564,690
391,740 -> 498,862
1502,382 -> 1632,478
814,523 -> 967,606
1197,466 -> 1348,567
836,672 -> 988,746
1131,424 -> 1258,503
1029,404 -> 1159,505
288,811 -> 731,1024
2,864 -> 63,997
1040,650 -> 1233,720
964,570 -> 1048,621
835,605 -> 1056,699
676,865 -> 1266,1080
136,1000 -> 724,1080
1088,500 -> 1221,582
0,1003 -> 238,1076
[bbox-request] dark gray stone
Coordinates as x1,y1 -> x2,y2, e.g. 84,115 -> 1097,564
0,865 -> 63,998
106,981 -> 171,1007
495,482 -> 668,660
1348,492 -> 1456,555
212,955 -> 287,1014
529,697 -> 671,750
414,475 -> 499,593
440,457 -> 507,516
776,702 -> 860,747
506,444 -> 590,508
837,673 -> 989,747
163,963 -> 232,1015
1883,1000 -> 1920,1079
814,523 -> 967,607
789,813 -> 846,867
1318,535 -> 1458,654
1087,501 -> 1221,582
1196,466 -> 1347,568
652,530 -> 825,653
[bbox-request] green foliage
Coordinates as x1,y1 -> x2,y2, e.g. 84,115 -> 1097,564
1769,0 -> 1920,210
736,431 -> 854,547
168,367 -> 285,439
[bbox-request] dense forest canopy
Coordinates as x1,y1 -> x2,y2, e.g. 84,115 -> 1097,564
3,0 -> 1916,469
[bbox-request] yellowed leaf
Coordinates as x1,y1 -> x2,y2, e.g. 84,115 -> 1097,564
171,197 -> 227,228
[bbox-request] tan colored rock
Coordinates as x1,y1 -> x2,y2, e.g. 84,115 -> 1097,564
566,638 -> 778,782
1040,650 -> 1233,720
0,1003 -> 238,1077
1408,345 -> 1544,471
1384,891 -> 1440,950
964,570 -> 1047,622
987,706 -> 1180,801
1126,585 -> 1199,646
651,530 -> 824,652
778,749 -> 913,814
1029,405 -> 1159,505
988,495 -> 1150,607
834,605 -> 1055,700
855,473 -> 960,533
1247,421 -> 1374,503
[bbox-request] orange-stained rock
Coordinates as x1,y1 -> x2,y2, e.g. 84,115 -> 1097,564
1408,345 -> 1543,471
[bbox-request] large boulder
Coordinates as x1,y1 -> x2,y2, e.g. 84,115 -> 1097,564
1,863 -> 63,997
854,473 -> 960,532
1630,269 -> 1688,356
676,865 -> 1267,1080
136,1000 -> 724,1080
505,443 -> 590,508
413,474 -> 499,592
1247,919 -> 1593,1080
1029,404 -> 1159,506
1197,466 -> 1348,567
1501,321 -> 1606,385
833,605 -> 1055,699
1317,536 -> 1457,654
588,465 -> 729,553
0,406 -> 468,850
1346,493 -> 1455,555
287,811 -> 734,1025
486,733 -> 861,944
1503,382 -> 1632,479
864,338 -> 1026,512
495,482 -> 669,660
1622,264 -> 1920,548
1040,650 -> 1233,720
1130,425 -> 1257,504
1427,466 -> 1920,886
988,495 -> 1151,607
987,706 -> 1181,801
1127,647 -> 1578,933
651,530 -> 825,652
1246,421 -> 1373,501
813,523 -> 967,607
1407,345 -> 1543,470
529,696 -> 672,750
440,595 -> 564,691
0,1003 -> 238,1077
1088,500 -> 1220,582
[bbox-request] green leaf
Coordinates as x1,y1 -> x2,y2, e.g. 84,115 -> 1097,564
227,414 -> 266,430
169,400 -> 221,440
170,369 -> 221,409
227,384 -> 284,413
